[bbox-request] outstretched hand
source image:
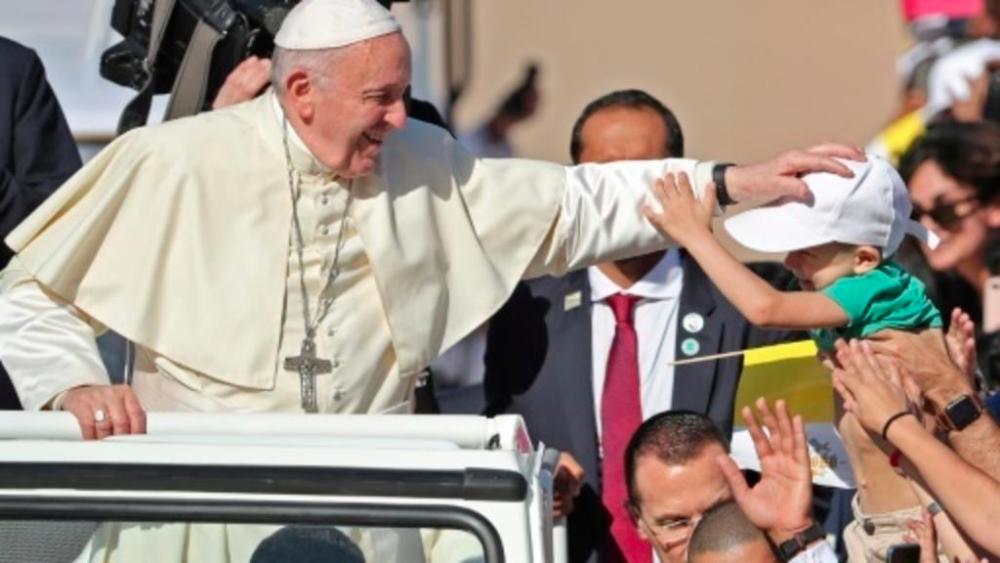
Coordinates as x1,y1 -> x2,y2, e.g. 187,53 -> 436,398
715,398 -> 813,544
725,143 -> 864,202
642,172 -> 716,247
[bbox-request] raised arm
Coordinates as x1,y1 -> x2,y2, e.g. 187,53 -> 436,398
523,144 -> 862,278
643,173 -> 848,330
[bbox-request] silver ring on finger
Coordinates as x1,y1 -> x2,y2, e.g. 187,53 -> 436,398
94,408 -> 108,424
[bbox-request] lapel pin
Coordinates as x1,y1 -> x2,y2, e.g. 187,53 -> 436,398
682,312 -> 705,334
564,290 -> 582,311
681,337 -> 700,357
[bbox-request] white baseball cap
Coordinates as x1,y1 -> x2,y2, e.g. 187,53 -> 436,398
274,0 -> 401,51
723,155 -> 939,257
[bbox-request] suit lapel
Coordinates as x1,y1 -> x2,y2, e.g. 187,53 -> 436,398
672,254 -> 723,414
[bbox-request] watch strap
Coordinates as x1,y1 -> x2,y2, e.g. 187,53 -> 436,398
937,393 -> 984,432
776,522 -> 825,562
712,162 -> 736,207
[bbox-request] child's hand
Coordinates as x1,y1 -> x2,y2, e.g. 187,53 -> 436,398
642,172 -> 716,246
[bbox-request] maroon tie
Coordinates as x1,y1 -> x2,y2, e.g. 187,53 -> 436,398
601,293 -> 651,563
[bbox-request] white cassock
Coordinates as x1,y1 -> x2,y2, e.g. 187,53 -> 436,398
0,90 -> 716,415
0,91 -> 716,562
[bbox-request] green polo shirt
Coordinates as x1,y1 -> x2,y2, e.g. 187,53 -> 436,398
809,260 -> 942,351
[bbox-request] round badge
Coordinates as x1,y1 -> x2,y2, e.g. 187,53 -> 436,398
681,337 -> 700,357
682,312 -> 705,334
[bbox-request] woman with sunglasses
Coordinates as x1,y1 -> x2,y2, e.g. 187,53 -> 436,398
898,120 -> 1000,382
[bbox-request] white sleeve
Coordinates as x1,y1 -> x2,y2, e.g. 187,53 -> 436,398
789,541 -> 837,563
0,260 -> 110,410
524,158 -> 716,278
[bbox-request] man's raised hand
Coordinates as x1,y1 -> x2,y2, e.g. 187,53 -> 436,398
715,398 -> 814,545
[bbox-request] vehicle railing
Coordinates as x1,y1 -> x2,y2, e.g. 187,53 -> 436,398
0,412 -> 534,452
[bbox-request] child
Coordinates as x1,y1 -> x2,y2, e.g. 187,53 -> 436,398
643,155 -> 941,353
642,155 -> 945,561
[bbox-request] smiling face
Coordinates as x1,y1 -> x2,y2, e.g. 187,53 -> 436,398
783,242 -> 874,291
907,159 -> 992,271
281,32 -> 412,177
631,443 -> 731,563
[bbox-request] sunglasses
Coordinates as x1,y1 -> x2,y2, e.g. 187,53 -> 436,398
911,194 -> 980,229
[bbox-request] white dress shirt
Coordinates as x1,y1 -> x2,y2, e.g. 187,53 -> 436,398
588,249 -> 683,440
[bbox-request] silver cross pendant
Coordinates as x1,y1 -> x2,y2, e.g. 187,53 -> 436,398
284,338 -> 333,413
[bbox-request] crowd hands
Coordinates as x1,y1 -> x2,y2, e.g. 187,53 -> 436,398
832,329 -> 1000,559
546,311 -> 1000,562
11,3 -> 1000,562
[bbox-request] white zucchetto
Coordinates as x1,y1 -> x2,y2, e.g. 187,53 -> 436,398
274,0 -> 401,50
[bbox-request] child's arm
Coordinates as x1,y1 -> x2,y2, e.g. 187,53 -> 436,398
643,173 -> 847,330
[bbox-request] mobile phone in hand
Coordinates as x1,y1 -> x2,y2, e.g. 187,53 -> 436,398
886,543 -> 920,563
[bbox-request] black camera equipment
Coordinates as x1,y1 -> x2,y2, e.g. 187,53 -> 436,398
102,0 -> 303,133
101,0 -> 400,134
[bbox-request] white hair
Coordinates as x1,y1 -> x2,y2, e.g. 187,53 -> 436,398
270,46 -> 347,97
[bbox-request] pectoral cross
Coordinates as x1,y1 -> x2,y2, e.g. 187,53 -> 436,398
284,338 -> 333,413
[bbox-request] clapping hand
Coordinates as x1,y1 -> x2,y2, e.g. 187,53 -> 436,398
831,339 -> 915,437
945,308 -> 978,385
715,398 -> 814,544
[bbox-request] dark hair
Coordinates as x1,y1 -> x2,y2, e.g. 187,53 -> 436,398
687,501 -> 770,562
898,121 -> 1000,203
624,411 -> 728,509
569,89 -> 684,164
250,526 -> 365,563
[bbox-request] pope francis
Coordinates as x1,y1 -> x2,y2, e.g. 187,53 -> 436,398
0,0 -> 853,437
0,0 -> 861,560
0,0 -> 857,432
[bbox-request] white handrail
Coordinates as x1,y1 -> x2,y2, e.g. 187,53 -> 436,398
0,412 -> 531,451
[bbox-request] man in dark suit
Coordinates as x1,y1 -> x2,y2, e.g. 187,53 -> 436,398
482,90 -> 792,563
0,37 -> 82,409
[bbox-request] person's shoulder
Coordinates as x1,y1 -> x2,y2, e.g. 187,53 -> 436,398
124,99 -> 261,157
0,37 -> 41,80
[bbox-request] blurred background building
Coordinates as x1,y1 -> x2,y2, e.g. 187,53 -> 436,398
2,0 -> 908,165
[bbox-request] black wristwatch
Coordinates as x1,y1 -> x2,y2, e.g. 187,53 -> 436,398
712,162 -> 737,207
776,522 -> 825,562
937,394 -> 983,432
